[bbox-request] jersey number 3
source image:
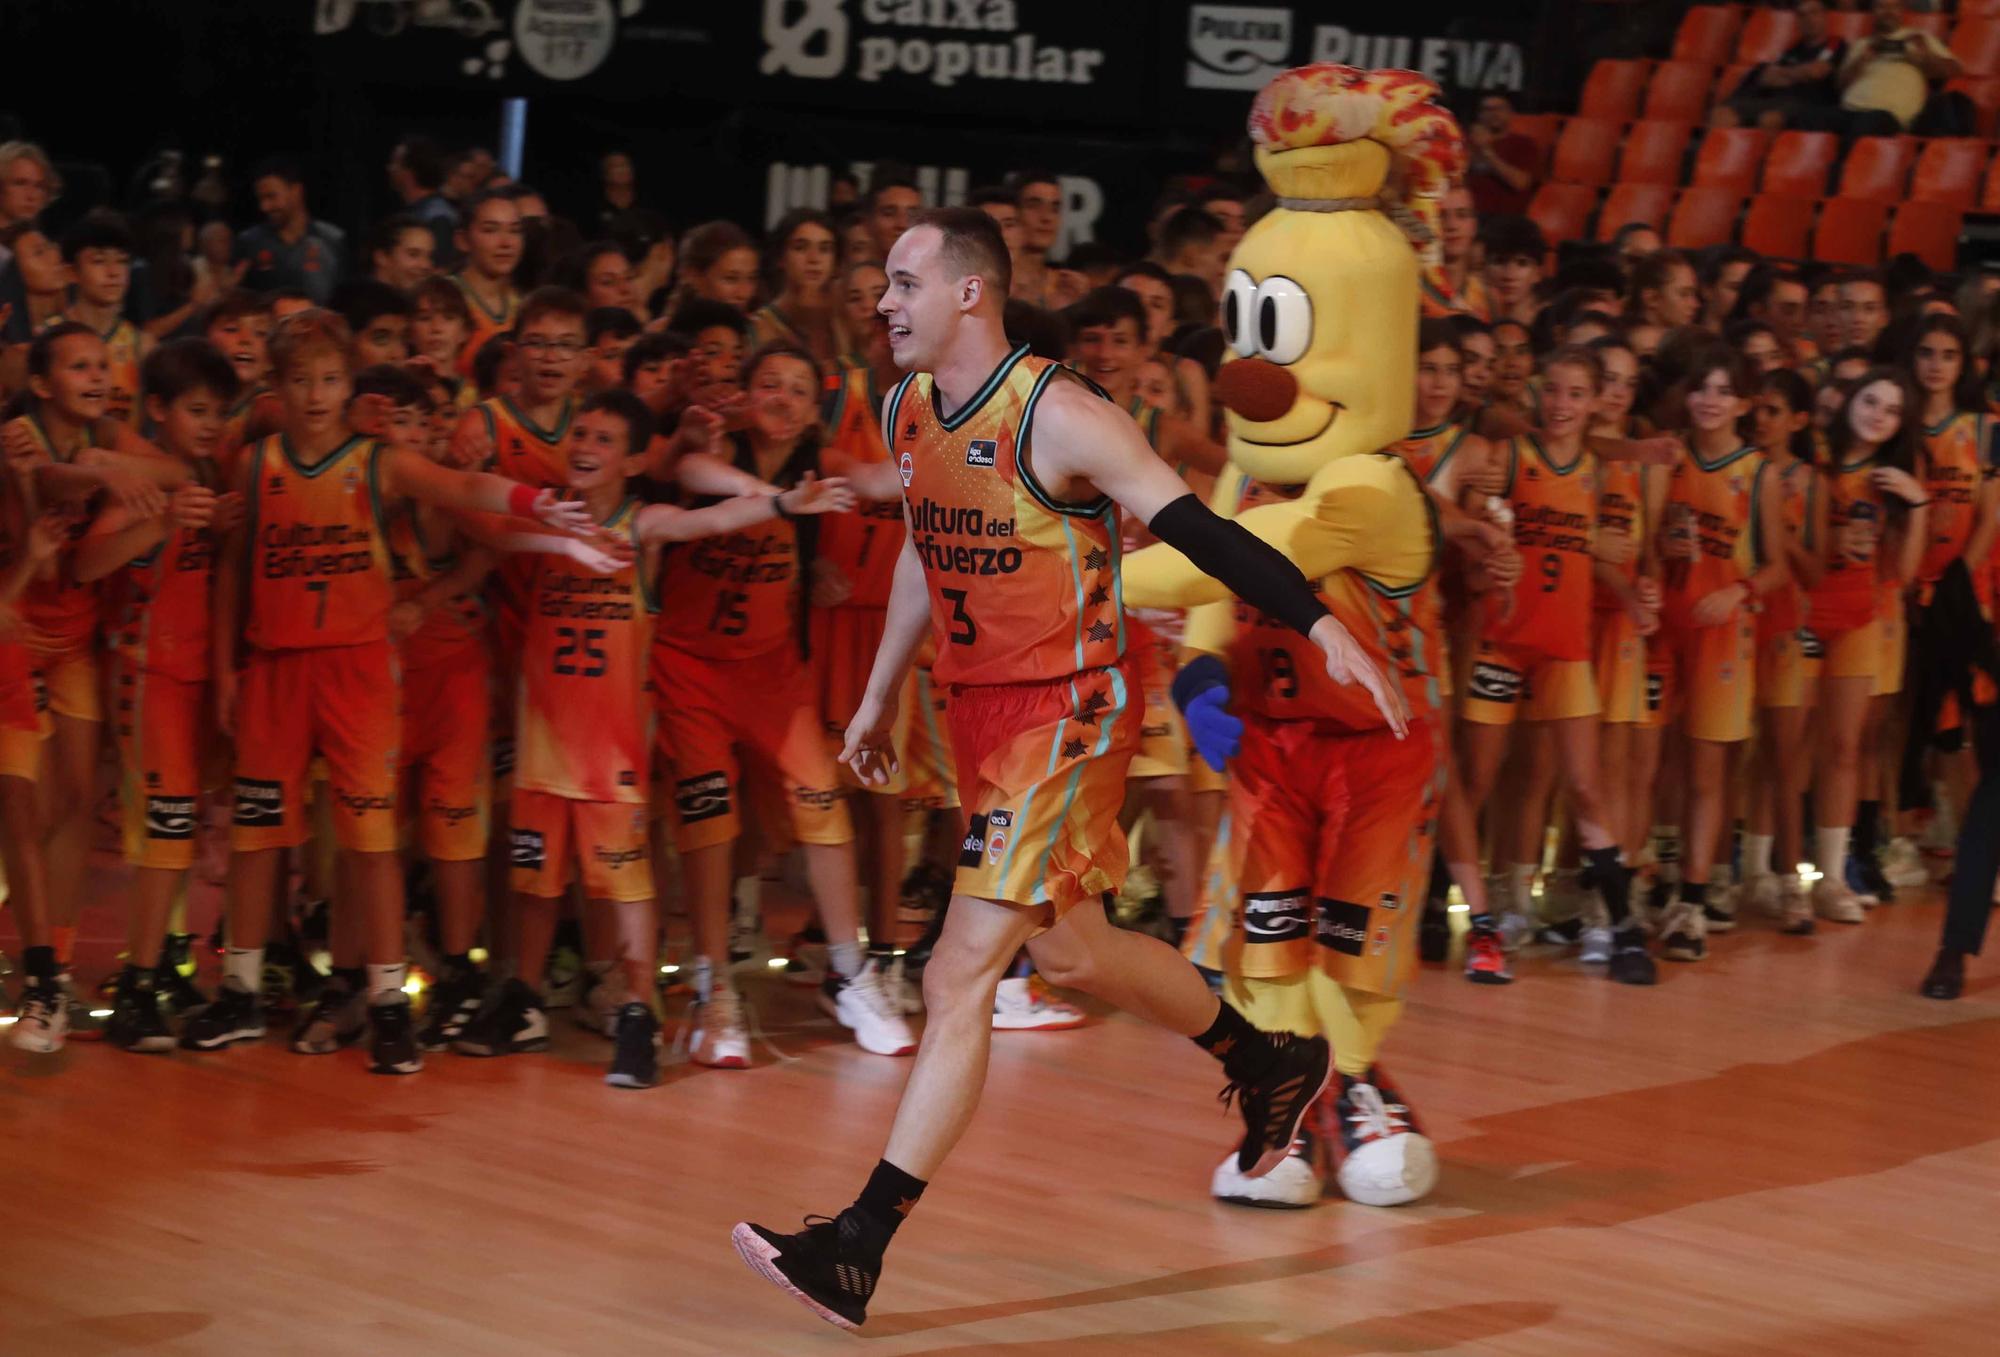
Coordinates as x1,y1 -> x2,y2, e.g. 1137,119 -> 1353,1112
940,587 -> 977,646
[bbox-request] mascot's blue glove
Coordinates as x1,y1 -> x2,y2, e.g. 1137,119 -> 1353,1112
1171,654 -> 1242,772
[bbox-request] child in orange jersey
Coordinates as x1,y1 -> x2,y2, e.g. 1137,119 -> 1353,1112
1737,369 -> 1826,934
1804,371 -> 1929,925
181,309 -> 601,1075
448,190 -> 523,377
74,339 -> 243,1053
1648,347 -> 1790,962
1457,346 -> 1651,985
198,290 -> 280,464
409,276 -> 475,408
57,212 -> 152,424
652,344 -> 916,1068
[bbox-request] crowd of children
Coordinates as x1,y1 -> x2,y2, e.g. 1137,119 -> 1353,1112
0,134 -> 1989,1099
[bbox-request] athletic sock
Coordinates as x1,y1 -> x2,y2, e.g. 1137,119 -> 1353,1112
1815,826 -> 1851,880
1583,846 -> 1630,925
827,940 -> 863,980
1192,998 -> 1275,1079
365,962 -> 407,1003
1503,863 -> 1535,915
1651,825 -> 1682,877
1680,880 -> 1709,907
1167,914 -> 1191,948
1855,800 -> 1881,860
1426,851 -> 1451,906
51,924 -> 77,969
1742,832 -> 1775,880
853,1158 -> 927,1237
224,946 -> 264,995
331,964 -> 366,995
441,951 -> 473,977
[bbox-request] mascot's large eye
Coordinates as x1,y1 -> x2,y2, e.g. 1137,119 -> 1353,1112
1252,275 -> 1312,366
1222,269 -> 1257,358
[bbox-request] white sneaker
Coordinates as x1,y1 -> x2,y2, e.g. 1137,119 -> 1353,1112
1211,1136 -> 1322,1208
1703,885 -> 1737,933
1333,1084 -> 1439,1207
688,986 -> 750,1068
1496,910 -> 1537,952
1578,926 -> 1613,964
10,978 -> 68,1053
1746,872 -> 1782,919
820,961 -> 917,1055
1659,901 -> 1707,961
1883,837 -> 1929,889
991,975 -> 1088,1031
1811,878 -> 1867,924
1779,878 -> 1815,935
886,954 -> 924,1016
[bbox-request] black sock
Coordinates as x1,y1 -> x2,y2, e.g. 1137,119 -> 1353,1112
1166,914 -> 1190,948
121,961 -> 154,993
1427,851 -> 1451,906
442,951 -> 473,975
1469,910 -> 1498,931
853,1158 -> 926,1236
1192,998 -> 1272,1078
331,965 -> 366,994
1680,880 -> 1709,907
1855,800 -> 1881,858
22,945 -> 57,981
1584,846 -> 1630,925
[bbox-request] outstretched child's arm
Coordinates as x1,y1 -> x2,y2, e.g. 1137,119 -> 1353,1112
636,475 -> 855,545
379,446 -> 596,535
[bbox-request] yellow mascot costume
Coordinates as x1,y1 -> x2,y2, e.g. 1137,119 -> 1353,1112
1124,65 -> 1465,1208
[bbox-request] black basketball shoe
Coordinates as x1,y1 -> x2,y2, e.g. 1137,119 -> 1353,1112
731,1208 -> 890,1331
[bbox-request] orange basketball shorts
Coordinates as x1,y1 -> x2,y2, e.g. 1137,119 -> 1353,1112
113,661 -> 207,870
1594,609 -> 1647,727
1460,639 -> 1599,726
399,654 -> 492,862
509,790 -> 652,903
232,641 -> 400,853
1652,615 -> 1757,744
0,640 -> 44,780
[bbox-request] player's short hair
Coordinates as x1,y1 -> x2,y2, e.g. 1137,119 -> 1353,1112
586,307 -> 643,346
394,135 -> 446,191
966,185 -> 1016,210
1115,260 -> 1174,290
1417,317 -> 1464,357
1006,167 -> 1060,202
666,297 -> 748,339
516,285 -> 589,334
28,321 -> 101,380
333,278 -> 412,334
269,309 -> 352,379
1478,214 -> 1546,265
1003,300 -> 1068,360
1159,207 -> 1222,258
366,212 -> 430,265
142,337 -> 242,408
622,330 -> 690,385
460,186 -> 518,225
471,333 -> 514,394
743,340 -> 820,386
410,276 -> 472,325
1540,343 -> 1604,390
1063,285 -> 1148,339
910,206 -> 1011,301
579,387 -> 655,453
351,362 -> 432,411
60,209 -> 134,263
251,154 -> 305,187
195,288 -> 273,336
1448,313 -> 1495,343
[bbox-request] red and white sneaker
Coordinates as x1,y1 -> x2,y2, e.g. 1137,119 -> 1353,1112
991,975 -> 1087,1030
1462,923 -> 1513,985
1320,1067 -> 1438,1206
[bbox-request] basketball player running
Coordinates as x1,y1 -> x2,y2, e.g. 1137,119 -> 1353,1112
732,209 -> 1409,1330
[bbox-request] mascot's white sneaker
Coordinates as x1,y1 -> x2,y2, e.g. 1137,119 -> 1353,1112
1211,1132 -> 1322,1208
1320,1068 -> 1438,1207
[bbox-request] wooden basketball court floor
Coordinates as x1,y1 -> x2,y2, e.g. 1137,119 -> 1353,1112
5,889 -> 1999,1356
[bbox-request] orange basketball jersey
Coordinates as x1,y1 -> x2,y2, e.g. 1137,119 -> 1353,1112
1758,459 -> 1817,641
386,502 -> 488,671
1481,435 -> 1597,661
1592,457 -> 1645,613
887,346 -> 1125,688
241,435 -> 393,652
514,499 -> 655,803
93,316 -> 144,424
475,395 -> 572,635
14,412 -> 101,654
1660,444 -> 1765,635
450,274 -> 519,380
818,365 -> 906,609
654,434 -> 813,662
104,459 -> 221,682
1917,410 -> 1991,587
1808,456 -> 1887,634
1392,421 -> 1472,488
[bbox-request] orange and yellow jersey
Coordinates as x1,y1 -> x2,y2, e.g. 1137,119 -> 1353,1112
474,395 -> 572,638
654,433 -> 813,662
1592,456 -> 1646,614
101,458 -> 221,682
1481,435 -> 1598,661
1660,443 -> 1765,634
1392,421 -> 1472,489
220,386 -> 281,472
515,499 -> 655,803
1421,273 -> 1489,321
1220,468 -> 1443,731
1916,410 -> 1994,590
449,273 -> 519,378
240,434 -> 394,652
1757,458 -> 1818,641
1807,455 -> 1888,634
386,501 -> 488,671
888,345 -> 1125,688
817,365 -> 905,609
11,412 -> 102,655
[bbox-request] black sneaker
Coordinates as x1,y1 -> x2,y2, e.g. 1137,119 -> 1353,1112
368,997 -> 423,1074
731,1208 -> 889,1331
1221,1030 -> 1334,1178
1854,852 -> 1894,903
417,966 -> 485,1050
106,975 -> 174,1054
1921,949 -> 1966,1001
452,978 -> 550,1056
606,1002 -> 660,1089
1607,928 -> 1658,986
1418,904 -> 1451,964
292,983 -> 368,1054
156,934 -> 209,1016
179,983 -> 266,1049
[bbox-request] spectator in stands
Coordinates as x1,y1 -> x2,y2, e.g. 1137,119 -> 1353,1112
596,151 -> 637,232
0,142 -> 57,270
1478,215 -> 1547,325
1158,207 -> 1229,297
234,155 -> 344,305
1732,264 -> 1816,362
367,213 -> 436,293
1611,222 -> 1662,277
1700,246 -> 1759,330
1817,0 -> 1967,137
1195,185 -> 1246,257
388,135 -> 458,261
865,176 -> 921,261
1715,0 -> 1845,131
1010,168 -> 1065,305
1465,93 -> 1538,218
1842,269 -> 1892,354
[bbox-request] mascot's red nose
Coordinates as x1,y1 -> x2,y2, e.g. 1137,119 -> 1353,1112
1215,357 -> 1299,423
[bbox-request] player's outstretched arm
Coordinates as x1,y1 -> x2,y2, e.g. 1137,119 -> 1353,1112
380,447 -> 595,535
842,531 -> 930,786
636,475 -> 855,545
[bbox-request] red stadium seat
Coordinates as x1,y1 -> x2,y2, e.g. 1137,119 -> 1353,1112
1597,184 -> 1677,241
1692,127 -> 1771,195
1666,188 -> 1743,249
1618,120 -> 1694,185
1509,114 -> 1565,175
1824,11 -> 1871,44
1762,131 -> 1840,197
1673,5 -> 1744,64
1911,139 -> 1989,208
1735,6 -> 1797,63
1948,76 -> 2000,135
1834,136 -> 1916,203
1529,182 -> 1599,246
1813,197 -> 1890,265
1742,195 -> 1816,259
1713,63 -> 1756,105
1966,0 -> 2000,18
1552,117 -> 1623,186
1579,59 -> 1652,121
1954,19 -> 2000,78
1643,62 -> 1716,121
1889,201 -> 1964,270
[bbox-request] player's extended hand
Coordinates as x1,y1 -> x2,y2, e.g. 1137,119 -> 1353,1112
211,490 -> 247,535
840,687 -> 901,787
560,530 -> 636,575
387,599 -> 425,644
1593,527 -> 1636,567
1628,436 -> 1682,466
448,413 -> 494,469
1484,544 -> 1523,589
1839,517 -> 1877,563
1871,466 -> 1926,504
810,558 -> 853,608
673,404 -> 723,456
169,484 -> 217,531
100,465 -> 168,520
1183,684 -> 1243,772
783,473 -> 855,516
2,417 -> 39,467
529,488 -> 596,535
347,393 -> 395,439
1691,582 -> 1748,627
25,510 -> 66,565
1309,613 -> 1410,738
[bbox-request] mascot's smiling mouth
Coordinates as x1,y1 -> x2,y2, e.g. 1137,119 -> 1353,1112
1235,404 -> 1341,448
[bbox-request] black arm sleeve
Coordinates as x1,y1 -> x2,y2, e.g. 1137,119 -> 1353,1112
1146,492 -> 1329,638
